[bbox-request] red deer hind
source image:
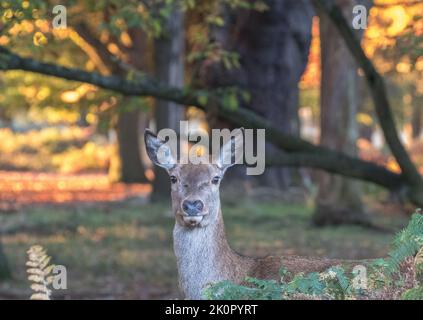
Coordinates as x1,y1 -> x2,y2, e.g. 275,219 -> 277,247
145,128 -> 344,300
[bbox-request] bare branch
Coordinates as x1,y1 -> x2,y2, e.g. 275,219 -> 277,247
266,152 -> 402,190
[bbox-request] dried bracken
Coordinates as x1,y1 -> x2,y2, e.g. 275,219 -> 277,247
26,245 -> 55,300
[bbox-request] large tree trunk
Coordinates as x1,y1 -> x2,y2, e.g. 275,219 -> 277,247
152,4 -> 185,201
115,108 -> 148,183
114,29 -> 151,184
411,86 -> 422,140
205,0 -> 314,189
313,0 -> 371,227
0,240 -> 11,280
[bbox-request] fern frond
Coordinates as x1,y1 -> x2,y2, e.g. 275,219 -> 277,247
415,246 -> 423,267
382,212 -> 423,276
26,245 -> 55,300
204,210 -> 423,300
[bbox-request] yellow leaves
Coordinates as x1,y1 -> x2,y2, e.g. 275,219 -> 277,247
363,1 -> 422,63
0,35 -> 9,45
52,142 -> 112,174
60,84 -> 97,104
415,56 -> 423,72
8,20 -> 34,36
0,129 -> 19,153
365,27 -> 381,40
33,31 -> 48,46
85,113 -> 97,125
22,1 -> 30,9
383,5 -> 409,37
29,106 -> 80,124
34,19 -> 49,33
395,56 -> 412,74
19,85 -> 50,101
60,91 -> 80,103
2,9 -> 13,20
300,17 -> 320,89
356,113 -> 373,126
396,61 -> 411,73
19,86 -> 37,99
107,42 -> 121,56
120,32 -> 133,48
386,157 -> 401,173
37,86 -> 51,101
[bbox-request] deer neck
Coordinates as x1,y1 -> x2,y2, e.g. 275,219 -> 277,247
173,208 -> 251,299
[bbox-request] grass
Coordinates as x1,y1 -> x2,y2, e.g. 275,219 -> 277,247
0,199 -> 409,299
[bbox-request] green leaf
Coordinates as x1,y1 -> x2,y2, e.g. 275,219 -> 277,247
197,93 -> 208,107
223,92 -> 239,110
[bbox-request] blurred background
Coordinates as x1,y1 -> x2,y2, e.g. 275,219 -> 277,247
0,0 -> 422,299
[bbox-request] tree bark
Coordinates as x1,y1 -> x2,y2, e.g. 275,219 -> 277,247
0,240 -> 11,280
152,4 -> 185,201
205,0 -> 314,189
411,86 -> 422,140
313,0 -> 371,227
113,28 -> 150,184
115,107 -> 147,183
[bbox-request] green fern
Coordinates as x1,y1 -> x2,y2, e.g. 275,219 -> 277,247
26,245 -> 55,300
380,212 -> 423,276
205,210 -> 423,300
401,286 -> 423,300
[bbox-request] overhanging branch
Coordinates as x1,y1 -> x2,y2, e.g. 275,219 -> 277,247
266,152 -> 402,190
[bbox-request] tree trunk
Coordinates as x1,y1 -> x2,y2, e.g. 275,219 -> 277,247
0,240 -> 11,280
74,23 -> 148,184
152,4 -> 185,201
115,108 -> 148,183
313,0 -> 371,227
411,86 -> 422,140
205,0 -> 314,189
114,28 -> 151,184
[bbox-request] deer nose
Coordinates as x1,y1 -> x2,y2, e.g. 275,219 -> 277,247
182,200 -> 204,216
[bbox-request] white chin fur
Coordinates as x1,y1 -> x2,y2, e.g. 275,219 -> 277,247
182,216 -> 203,227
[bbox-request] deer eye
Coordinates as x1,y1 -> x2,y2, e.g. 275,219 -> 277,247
211,176 -> 220,185
170,176 -> 177,184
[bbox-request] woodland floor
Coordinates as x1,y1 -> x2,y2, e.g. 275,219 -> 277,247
0,172 -> 413,299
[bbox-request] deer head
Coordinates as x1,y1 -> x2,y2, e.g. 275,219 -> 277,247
144,128 -> 244,229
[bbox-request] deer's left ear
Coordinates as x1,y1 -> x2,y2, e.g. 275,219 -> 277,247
215,128 -> 244,172
144,129 -> 176,170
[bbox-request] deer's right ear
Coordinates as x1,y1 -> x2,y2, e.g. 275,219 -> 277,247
144,129 -> 176,170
